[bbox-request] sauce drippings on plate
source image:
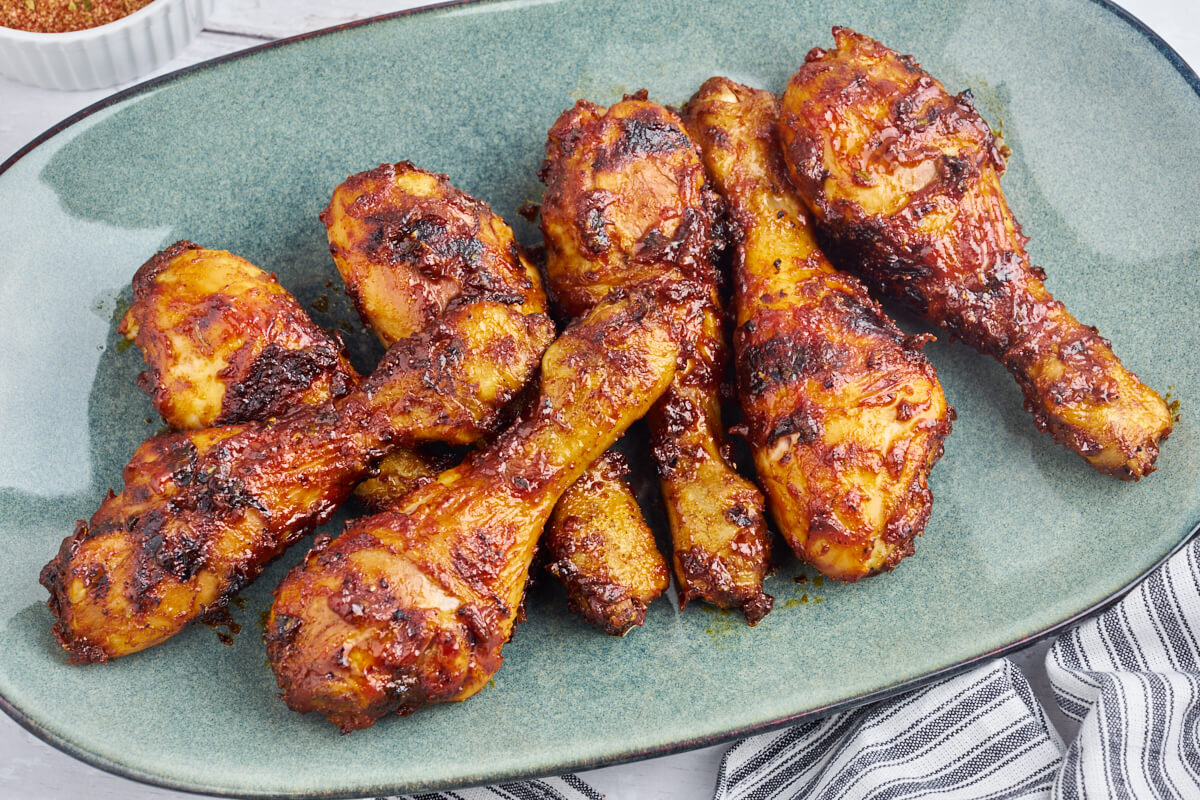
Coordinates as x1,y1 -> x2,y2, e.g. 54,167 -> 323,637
1,0 -> 156,34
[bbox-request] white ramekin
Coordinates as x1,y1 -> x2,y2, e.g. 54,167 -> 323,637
0,0 -> 215,91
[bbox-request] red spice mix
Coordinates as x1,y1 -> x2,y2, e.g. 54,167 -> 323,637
0,0 -> 157,33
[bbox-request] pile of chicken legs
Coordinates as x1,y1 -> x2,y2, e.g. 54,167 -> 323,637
41,28 -> 1172,732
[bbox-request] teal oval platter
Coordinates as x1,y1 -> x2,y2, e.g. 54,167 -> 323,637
1,0 -> 1198,796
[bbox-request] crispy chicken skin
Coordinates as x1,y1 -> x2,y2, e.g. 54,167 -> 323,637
323,161 -> 548,347
321,162 -> 556,508
779,28 -> 1172,479
41,181 -> 555,663
541,94 -> 772,623
544,451 -> 670,634
119,240 -> 441,509
266,287 -> 679,731
120,241 -> 357,430
352,447 -> 448,514
684,78 -> 952,580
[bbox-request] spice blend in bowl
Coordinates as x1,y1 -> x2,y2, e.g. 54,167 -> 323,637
0,0 -> 213,90
1,0 -> 158,34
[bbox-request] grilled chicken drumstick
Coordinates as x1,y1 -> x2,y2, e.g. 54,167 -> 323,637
267,286 -> 679,731
684,78 -> 952,579
544,450 -> 670,634
120,241 -> 358,430
321,161 -> 563,509
541,93 -> 773,623
541,445 -> 671,634
779,28 -> 1172,479
323,162 -> 549,349
119,241 -> 441,505
40,178 -> 555,662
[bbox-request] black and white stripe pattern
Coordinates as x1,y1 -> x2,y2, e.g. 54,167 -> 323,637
714,536 -> 1200,800
1047,537 -> 1200,799
393,775 -> 604,800
713,659 -> 1063,800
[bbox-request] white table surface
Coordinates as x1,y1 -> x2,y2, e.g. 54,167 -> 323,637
1,2 -> 1196,798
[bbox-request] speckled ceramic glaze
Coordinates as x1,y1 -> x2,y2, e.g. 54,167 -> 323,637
1,0 -> 1197,796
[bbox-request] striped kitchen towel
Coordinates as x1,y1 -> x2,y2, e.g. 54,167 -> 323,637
713,536 -> 1200,800
712,659 -> 1063,800
1047,537 -> 1200,798
399,775 -> 603,800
